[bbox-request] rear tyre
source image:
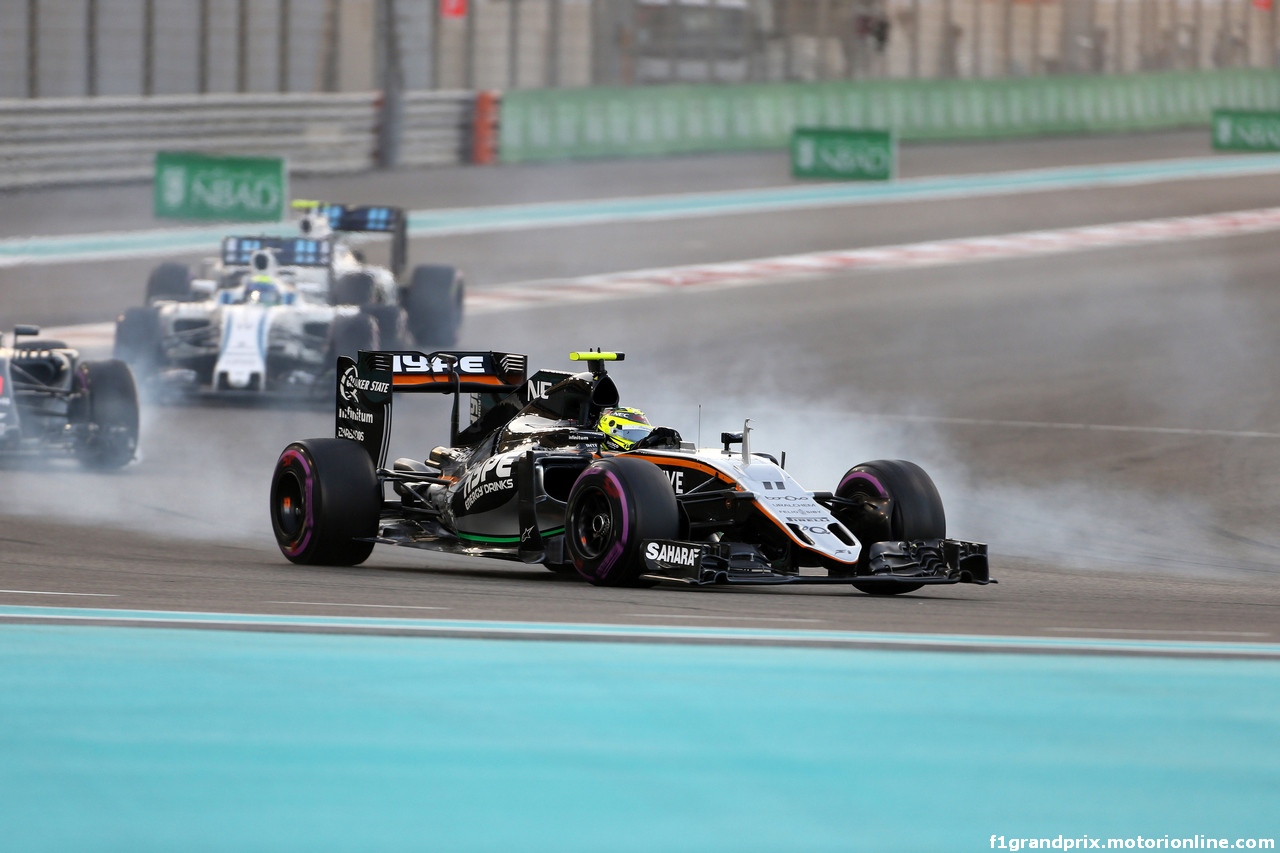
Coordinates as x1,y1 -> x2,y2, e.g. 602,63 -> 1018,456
146,262 -> 192,303
114,306 -> 164,379
329,313 -> 378,362
836,459 -> 945,596
270,438 -> 380,566
74,360 -> 139,470
362,303 -> 408,351
331,272 -> 376,306
566,457 -> 678,587
404,265 -> 463,348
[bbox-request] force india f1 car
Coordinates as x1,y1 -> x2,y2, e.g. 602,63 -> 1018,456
269,349 -> 992,595
114,203 -> 463,398
0,325 -> 139,468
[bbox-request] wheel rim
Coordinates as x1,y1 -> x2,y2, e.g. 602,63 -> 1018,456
572,486 -> 614,560
840,472 -> 894,529
276,470 -> 304,538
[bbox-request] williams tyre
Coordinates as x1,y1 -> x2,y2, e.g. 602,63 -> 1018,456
330,312 -> 378,363
113,307 -> 163,382
270,438 -> 381,566
145,262 -> 193,303
404,265 -> 464,348
565,456 -> 679,587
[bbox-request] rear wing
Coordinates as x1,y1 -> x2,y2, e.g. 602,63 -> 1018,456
221,236 -> 333,268
296,202 -> 407,279
387,350 -> 526,393
335,350 -> 528,468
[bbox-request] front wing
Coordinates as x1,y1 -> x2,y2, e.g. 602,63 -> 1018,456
640,538 -> 993,588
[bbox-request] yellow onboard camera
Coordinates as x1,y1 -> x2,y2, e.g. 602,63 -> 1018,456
569,351 -> 624,377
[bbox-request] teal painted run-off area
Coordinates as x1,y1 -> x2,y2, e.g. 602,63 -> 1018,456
1,621 -> 1276,852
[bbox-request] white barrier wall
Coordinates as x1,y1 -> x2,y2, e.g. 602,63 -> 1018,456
0,90 -> 474,189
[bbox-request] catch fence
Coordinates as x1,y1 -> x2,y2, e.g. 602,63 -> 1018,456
2,0 -> 1278,100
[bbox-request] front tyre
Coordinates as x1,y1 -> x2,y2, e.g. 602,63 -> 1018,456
270,439 -> 380,566
74,360 -> 139,470
836,459 -> 945,596
566,457 -> 678,586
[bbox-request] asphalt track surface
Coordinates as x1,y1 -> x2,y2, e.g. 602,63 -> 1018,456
3,132 -> 1280,850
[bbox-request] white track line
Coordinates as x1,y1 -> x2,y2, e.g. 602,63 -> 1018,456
1043,628 -> 1270,637
627,614 -> 826,623
0,590 -> 118,597
3,605 -> 1279,657
267,601 -> 450,610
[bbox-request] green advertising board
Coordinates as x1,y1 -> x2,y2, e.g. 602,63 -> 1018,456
500,70 -> 1280,163
154,151 -> 287,222
792,128 -> 894,180
1212,109 -> 1280,151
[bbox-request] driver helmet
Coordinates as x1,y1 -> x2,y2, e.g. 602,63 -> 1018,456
597,407 -> 653,451
244,277 -> 283,306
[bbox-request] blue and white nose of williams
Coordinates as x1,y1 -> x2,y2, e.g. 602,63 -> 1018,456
213,305 -> 271,391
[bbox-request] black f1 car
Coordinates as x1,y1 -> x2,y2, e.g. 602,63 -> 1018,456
0,325 -> 139,468
269,349 -> 991,595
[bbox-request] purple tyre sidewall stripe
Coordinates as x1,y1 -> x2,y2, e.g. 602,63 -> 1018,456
596,469 -> 630,579
838,470 -> 887,498
277,447 -> 316,557
573,466 -> 631,580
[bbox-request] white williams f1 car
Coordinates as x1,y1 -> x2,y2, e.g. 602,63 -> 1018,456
0,325 -> 138,468
269,349 -> 992,595
114,203 -> 463,398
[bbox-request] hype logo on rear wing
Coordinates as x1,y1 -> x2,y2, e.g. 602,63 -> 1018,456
384,350 -> 527,394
